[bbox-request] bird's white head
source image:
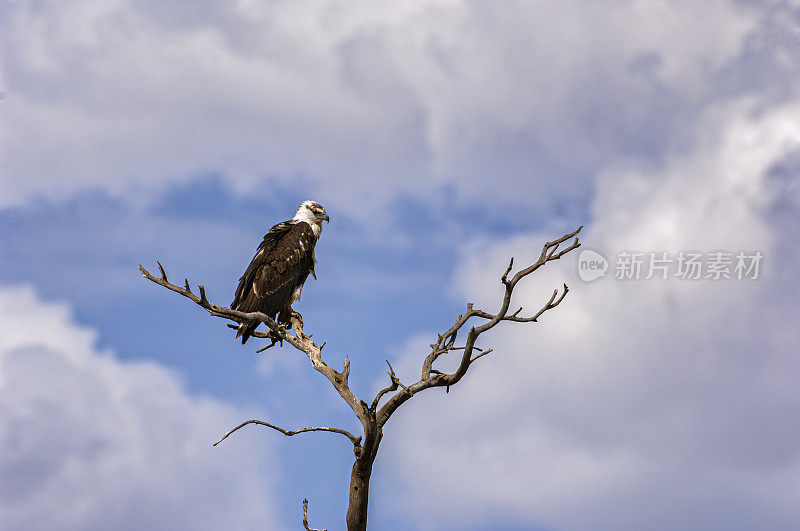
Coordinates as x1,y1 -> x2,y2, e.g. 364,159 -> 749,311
293,200 -> 329,236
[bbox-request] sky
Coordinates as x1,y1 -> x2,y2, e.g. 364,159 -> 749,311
1,1 -> 799,529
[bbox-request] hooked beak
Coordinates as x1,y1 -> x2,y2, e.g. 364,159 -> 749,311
323,213 -> 330,223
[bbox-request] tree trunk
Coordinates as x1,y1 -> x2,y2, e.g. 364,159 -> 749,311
346,423 -> 381,531
345,455 -> 374,531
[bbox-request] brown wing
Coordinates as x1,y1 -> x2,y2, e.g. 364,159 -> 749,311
232,221 -> 317,319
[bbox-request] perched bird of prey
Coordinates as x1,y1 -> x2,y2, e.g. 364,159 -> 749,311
231,200 -> 329,343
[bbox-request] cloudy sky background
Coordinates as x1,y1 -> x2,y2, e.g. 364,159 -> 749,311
1,1 -> 799,529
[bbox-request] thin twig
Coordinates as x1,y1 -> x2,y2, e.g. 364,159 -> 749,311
469,348 -> 494,364
213,419 -> 361,447
372,359 -> 409,410
303,498 -> 326,531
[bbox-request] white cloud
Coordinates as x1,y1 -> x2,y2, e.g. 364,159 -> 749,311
0,0 -> 761,218
0,285 -> 279,529
381,97 -> 800,529
3,3 -> 800,528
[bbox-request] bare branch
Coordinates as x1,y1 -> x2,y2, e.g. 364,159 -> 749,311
342,356 -> 350,382
256,339 -> 281,353
501,257 -> 514,285
303,499 -> 326,531
469,348 -> 494,364
469,283 -> 570,324
156,260 -> 167,281
289,315 -> 371,430
372,359 -> 409,410
511,225 -> 583,285
140,263 -> 286,335
386,360 -> 407,390
448,345 -> 484,352
213,419 -> 361,447
140,264 -> 370,430
375,226 -> 582,427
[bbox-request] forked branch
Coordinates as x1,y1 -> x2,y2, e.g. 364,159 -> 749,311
372,359 -> 409,410
375,226 -> 582,426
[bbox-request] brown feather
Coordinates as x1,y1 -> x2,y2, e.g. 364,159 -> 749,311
232,221 -> 317,343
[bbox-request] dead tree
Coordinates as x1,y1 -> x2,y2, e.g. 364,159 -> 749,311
140,226 -> 582,531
